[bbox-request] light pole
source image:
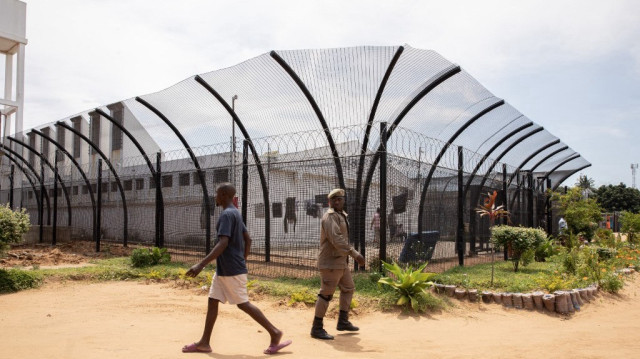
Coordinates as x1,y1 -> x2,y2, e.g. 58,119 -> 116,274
231,95 -> 238,186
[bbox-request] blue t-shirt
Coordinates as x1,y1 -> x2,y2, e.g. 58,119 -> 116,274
215,206 -> 248,276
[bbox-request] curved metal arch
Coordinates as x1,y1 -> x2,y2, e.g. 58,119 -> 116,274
461,122 -> 533,200
552,164 -> 592,191
542,154 -> 581,179
32,129 -> 97,243
7,136 -> 72,226
1,144 -> 51,224
270,50 -> 346,189
134,96 -> 212,252
0,151 -> 41,213
529,147 -> 573,173
470,126 -> 545,210
94,107 -> 164,246
506,140 -> 562,188
193,75 -> 272,260
56,121 -> 128,244
417,99 -> 506,233
359,64 -> 462,226
93,109 -> 157,177
354,46 -> 404,252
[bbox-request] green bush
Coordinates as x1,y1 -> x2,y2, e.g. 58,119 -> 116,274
599,272 -> 624,293
130,247 -> 171,267
554,188 -> 602,241
490,225 -> 547,272
0,268 -> 43,293
621,211 -> 640,244
594,228 -> 617,248
534,239 -> 557,262
0,205 -> 31,254
378,261 -> 436,312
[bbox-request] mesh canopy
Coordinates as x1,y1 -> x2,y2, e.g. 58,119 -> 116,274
0,45 -> 590,276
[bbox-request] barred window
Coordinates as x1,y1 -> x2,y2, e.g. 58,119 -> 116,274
179,173 -> 190,186
162,175 -> 173,188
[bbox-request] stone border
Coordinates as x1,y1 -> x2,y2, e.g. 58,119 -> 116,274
432,267 -> 636,315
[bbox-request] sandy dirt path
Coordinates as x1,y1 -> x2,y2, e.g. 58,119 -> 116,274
1,275 -> 640,359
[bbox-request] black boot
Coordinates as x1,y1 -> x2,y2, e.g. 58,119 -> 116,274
311,316 -> 334,340
337,310 -> 359,331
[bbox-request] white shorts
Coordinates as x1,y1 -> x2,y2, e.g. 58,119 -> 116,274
208,273 -> 249,305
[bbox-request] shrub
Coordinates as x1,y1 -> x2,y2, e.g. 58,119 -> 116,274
378,261 -> 435,312
490,225 -> 547,272
621,211 -> 640,244
0,205 -> 31,255
130,247 -> 171,267
534,239 -> 557,262
0,268 -> 42,293
553,188 -> 602,241
599,273 -> 624,293
594,228 -> 617,248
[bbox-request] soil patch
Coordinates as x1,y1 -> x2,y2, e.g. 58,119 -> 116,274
0,241 -> 133,269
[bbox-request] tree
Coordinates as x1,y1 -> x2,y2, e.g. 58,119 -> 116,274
0,205 -> 30,255
553,187 -> 602,240
595,183 -> 640,213
576,175 -> 595,190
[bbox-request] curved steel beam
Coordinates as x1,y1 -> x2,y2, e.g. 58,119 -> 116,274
32,129 -> 97,242
93,108 -> 157,177
506,140 -> 562,188
462,122 -> 533,200
529,147 -> 573,173
56,121 -> 128,244
193,75 -> 271,260
354,46 -> 404,252
7,136 -> 72,226
471,126 -> 545,211
552,164 -> 592,191
542,154 -> 581,179
95,107 -> 165,245
134,96 -> 212,252
417,99 -> 506,233
1,144 -> 51,224
270,50 -> 346,190
0,151 -> 41,213
360,64 -> 462,226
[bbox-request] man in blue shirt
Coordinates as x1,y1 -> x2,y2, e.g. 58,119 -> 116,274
182,183 -> 291,355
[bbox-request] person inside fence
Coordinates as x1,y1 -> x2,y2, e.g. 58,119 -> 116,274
182,183 -> 292,355
558,216 -> 567,235
310,188 -> 366,340
370,207 -> 381,243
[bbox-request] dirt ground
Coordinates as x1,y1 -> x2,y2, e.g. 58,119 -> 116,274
1,270 -> 639,359
0,242 -> 133,269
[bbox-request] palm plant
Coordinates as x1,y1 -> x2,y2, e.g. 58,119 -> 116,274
476,190 -> 510,286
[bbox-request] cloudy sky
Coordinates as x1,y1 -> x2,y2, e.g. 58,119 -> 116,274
4,0 -> 640,187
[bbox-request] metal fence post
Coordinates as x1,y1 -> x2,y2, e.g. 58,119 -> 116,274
379,122 -> 387,270
546,177 -> 552,234
502,164 -> 508,260
156,152 -> 163,248
9,165 -> 14,209
527,171 -> 534,227
52,151 -> 58,246
457,146 -> 464,266
96,159 -> 102,252
39,157 -> 45,243
242,140 -> 249,224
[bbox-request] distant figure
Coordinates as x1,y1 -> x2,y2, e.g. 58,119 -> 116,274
183,183 -> 291,355
558,216 -> 568,235
370,207 -> 381,243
